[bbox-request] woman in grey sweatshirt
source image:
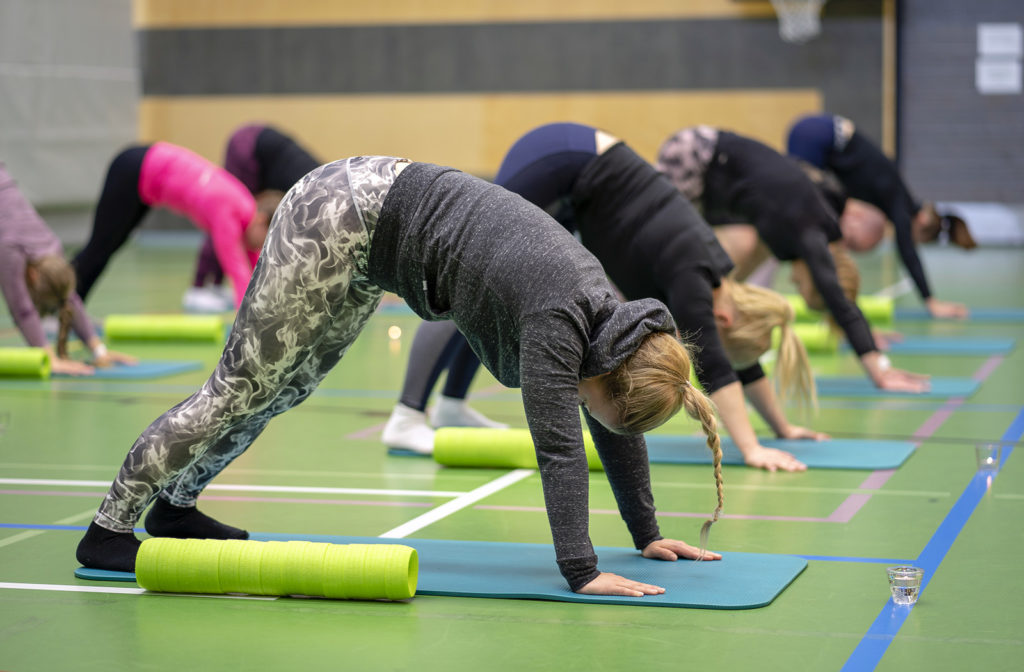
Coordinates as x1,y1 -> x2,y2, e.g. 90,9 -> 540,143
76,156 -> 724,596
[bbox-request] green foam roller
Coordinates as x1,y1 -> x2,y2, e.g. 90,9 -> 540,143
104,314 -> 224,342
433,427 -> 603,470
772,322 -> 838,354
0,348 -> 50,379
322,543 -> 418,601
218,538 -> 264,595
785,294 -> 893,324
135,537 -> 417,600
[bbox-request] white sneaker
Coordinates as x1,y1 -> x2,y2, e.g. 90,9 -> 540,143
183,287 -> 232,314
429,396 -> 508,429
381,404 -> 436,455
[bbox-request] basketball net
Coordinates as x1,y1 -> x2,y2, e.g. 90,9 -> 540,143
770,0 -> 826,44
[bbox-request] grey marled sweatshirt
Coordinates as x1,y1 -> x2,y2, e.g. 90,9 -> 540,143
369,163 -> 675,590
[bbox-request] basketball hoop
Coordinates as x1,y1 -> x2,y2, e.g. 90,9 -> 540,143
770,0 -> 827,44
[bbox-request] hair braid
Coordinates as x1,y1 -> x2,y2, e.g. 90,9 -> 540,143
680,385 -> 724,560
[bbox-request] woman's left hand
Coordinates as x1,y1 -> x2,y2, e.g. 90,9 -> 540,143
926,298 -> 969,319
778,425 -> 830,441
93,349 -> 138,368
643,538 -> 722,562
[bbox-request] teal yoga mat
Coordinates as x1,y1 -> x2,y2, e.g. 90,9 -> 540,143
895,307 -> 1024,322
76,534 -> 808,609
645,436 -> 916,470
815,376 -> 979,399
841,337 -> 1015,356
54,361 -> 204,380
390,434 -> 916,470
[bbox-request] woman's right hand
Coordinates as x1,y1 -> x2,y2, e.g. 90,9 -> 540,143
577,572 -> 665,597
744,445 -> 807,472
50,357 -> 95,376
875,367 -> 930,393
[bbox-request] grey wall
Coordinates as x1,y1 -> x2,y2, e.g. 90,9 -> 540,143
900,0 -> 1024,203
0,0 -> 137,207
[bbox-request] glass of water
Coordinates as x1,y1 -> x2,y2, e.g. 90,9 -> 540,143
887,566 -> 924,606
975,444 -> 1002,473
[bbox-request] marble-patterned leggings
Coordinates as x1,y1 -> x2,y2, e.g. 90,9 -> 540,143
94,157 -> 402,532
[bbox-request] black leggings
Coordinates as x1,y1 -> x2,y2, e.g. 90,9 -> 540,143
398,320 -> 481,411
73,145 -> 151,301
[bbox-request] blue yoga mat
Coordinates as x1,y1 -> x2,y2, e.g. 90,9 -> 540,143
645,436 -> 916,470
75,534 -> 807,609
54,361 -> 204,380
895,307 -> 1024,323
842,337 -> 1015,356
815,376 -> 979,399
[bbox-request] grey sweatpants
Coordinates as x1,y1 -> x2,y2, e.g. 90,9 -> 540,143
94,157 -> 404,532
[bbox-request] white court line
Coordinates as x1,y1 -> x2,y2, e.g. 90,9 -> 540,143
0,582 -> 276,600
0,478 -> 466,498
379,469 -> 535,539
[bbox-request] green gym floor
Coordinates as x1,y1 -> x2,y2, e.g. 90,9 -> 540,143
1,234 -> 1022,672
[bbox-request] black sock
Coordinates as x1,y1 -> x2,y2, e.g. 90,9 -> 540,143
76,522 -> 141,572
144,498 -> 249,540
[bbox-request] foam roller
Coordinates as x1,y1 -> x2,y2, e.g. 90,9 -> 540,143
771,322 -> 838,354
785,294 -> 893,324
104,315 -> 224,342
134,538 -> 418,600
0,347 -> 51,379
433,427 -> 603,470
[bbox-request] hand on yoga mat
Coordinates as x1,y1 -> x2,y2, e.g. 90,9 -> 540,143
50,356 -> 94,376
776,424 -> 830,442
642,538 -> 722,563
744,445 -> 807,472
875,368 -> 931,393
577,572 -> 666,597
926,297 -> 968,320
92,348 -> 138,368
863,352 -> 930,393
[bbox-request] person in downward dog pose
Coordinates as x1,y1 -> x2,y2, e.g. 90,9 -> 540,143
186,124 -> 321,312
73,141 -> 281,310
787,114 -> 973,318
0,162 -> 135,376
657,125 -> 929,393
77,156 -> 725,596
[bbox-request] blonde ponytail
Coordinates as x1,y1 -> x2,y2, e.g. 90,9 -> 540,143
604,330 -> 725,559
719,279 -> 817,409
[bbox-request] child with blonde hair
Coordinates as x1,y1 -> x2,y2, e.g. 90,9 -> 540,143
78,157 -> 724,596
0,163 -> 135,375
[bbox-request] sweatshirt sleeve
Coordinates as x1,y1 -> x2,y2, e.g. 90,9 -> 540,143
68,293 -> 98,345
795,226 -> 877,356
208,211 -> 255,308
519,311 -> 601,591
0,246 -> 47,347
891,210 -> 932,300
582,410 -> 662,551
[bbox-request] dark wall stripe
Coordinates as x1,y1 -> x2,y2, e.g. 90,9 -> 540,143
140,17 -> 885,139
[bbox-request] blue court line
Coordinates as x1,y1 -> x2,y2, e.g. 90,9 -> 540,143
797,555 -> 915,565
840,406 -> 1024,672
0,523 -> 918,567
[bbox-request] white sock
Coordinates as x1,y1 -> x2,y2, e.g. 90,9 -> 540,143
183,287 -> 232,314
381,404 -> 435,454
429,396 -> 508,429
